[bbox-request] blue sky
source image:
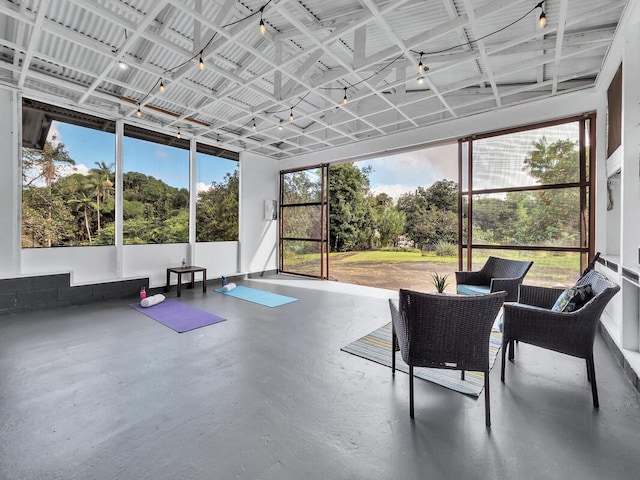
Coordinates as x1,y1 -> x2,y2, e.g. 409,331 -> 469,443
50,121 -> 237,192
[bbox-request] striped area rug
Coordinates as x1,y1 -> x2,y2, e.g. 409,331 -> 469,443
341,323 -> 502,397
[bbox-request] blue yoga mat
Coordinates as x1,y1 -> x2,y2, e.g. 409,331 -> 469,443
215,285 -> 298,307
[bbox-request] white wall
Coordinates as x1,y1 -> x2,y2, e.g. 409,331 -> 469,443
239,151 -> 279,274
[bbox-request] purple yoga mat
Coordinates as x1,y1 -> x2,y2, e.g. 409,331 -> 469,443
130,299 -> 226,333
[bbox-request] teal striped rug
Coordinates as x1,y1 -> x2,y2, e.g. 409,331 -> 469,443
341,323 -> 502,397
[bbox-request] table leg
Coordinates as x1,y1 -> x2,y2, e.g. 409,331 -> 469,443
177,273 -> 182,297
203,270 -> 207,293
190,273 -> 195,289
166,269 -> 170,293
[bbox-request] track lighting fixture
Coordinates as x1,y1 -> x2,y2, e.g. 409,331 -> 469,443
289,108 -> 294,122
136,105 -> 142,118
159,79 -> 165,93
537,1 -> 546,28
259,7 -> 267,35
199,54 -> 205,71
342,87 -> 348,105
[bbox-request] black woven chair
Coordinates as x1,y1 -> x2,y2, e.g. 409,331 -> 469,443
456,256 -> 533,302
389,290 -> 506,427
500,270 -> 620,407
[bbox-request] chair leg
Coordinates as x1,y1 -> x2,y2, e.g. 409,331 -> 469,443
501,337 -> 507,382
461,370 -> 465,381
586,359 -> 592,383
484,371 -> 491,428
587,358 -> 599,408
508,339 -> 515,361
409,365 -> 414,419
391,323 -> 396,374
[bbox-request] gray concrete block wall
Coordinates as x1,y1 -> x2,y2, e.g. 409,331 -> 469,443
0,274 -> 149,314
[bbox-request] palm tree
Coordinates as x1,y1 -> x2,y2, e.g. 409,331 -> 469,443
68,189 -> 97,244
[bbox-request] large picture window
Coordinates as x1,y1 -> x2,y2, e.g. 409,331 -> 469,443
195,148 -> 239,242
459,115 -> 595,285
21,101 -> 116,248
123,126 -> 190,245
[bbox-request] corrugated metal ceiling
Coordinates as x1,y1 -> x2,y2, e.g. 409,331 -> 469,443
0,0 -> 630,158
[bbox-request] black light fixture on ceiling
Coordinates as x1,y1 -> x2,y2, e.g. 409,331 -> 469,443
342,87 -> 348,105
278,119 -> 284,131
198,53 -> 205,70
159,78 -> 165,93
417,52 -> 425,73
177,127 -> 181,139
136,105 -> 142,118
289,108 -> 294,122
537,1 -> 547,28
259,6 -> 267,35
252,119 -> 257,131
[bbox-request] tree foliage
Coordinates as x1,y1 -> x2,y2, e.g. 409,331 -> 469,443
22,140 -> 239,247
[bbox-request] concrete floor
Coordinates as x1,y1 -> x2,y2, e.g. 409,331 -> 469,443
1,274 -> 639,480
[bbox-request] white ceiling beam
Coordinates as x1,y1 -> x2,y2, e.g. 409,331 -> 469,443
552,0 -> 569,95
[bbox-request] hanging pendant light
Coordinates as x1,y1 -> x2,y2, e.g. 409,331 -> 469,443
289,108 -> 294,122
342,87 -> 348,105
159,79 -> 165,93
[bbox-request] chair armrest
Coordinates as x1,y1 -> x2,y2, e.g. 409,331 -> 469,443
517,284 -> 565,309
490,277 -> 524,302
455,270 -> 484,285
502,303 -> 595,356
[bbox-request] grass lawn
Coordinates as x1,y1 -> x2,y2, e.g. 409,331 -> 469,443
282,249 -> 581,291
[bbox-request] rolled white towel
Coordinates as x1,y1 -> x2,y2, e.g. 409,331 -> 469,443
222,282 -> 237,292
141,293 -> 166,308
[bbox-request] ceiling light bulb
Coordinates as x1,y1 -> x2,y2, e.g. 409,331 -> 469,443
252,120 -> 257,131
159,79 -> 165,93
177,129 -> 181,139
418,60 -> 424,73
199,55 -> 205,71
417,76 -> 424,84
278,120 -> 284,131
342,88 -> 348,105
290,109 -> 294,122
118,60 -> 127,70
538,11 -> 547,28
136,106 -> 142,118
259,19 -> 267,35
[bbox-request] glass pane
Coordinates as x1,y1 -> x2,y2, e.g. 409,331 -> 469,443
472,123 -> 580,190
22,120 -> 115,247
281,168 -> 323,204
469,248 -> 581,287
281,205 -> 323,239
460,140 -> 469,191
123,136 -> 189,244
195,152 -> 239,242
281,240 -> 323,277
471,188 -> 581,247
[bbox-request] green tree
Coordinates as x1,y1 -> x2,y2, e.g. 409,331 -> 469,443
377,207 -> 406,247
196,170 -> 239,242
329,163 -> 375,251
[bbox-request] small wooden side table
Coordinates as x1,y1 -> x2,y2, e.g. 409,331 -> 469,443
166,266 -> 207,297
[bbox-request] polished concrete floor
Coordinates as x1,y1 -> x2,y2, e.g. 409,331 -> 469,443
1,274 -> 639,480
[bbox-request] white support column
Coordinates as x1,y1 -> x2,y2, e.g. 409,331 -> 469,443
189,137 -> 197,265
620,19 -> 640,351
115,119 -> 124,278
0,87 -> 21,277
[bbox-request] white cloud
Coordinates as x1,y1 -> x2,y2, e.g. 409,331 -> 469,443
58,163 -> 90,177
371,183 -> 415,202
196,182 -> 213,193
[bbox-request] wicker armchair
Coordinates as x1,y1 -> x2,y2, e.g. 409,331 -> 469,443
389,289 -> 506,426
500,270 -> 620,407
455,256 -> 533,302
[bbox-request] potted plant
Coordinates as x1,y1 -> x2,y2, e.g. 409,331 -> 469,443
430,272 -> 450,293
